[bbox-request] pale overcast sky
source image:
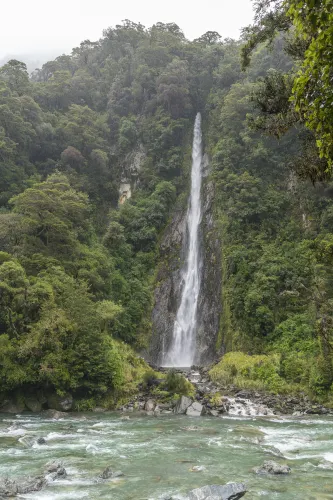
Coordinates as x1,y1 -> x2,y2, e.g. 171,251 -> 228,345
1,0 -> 254,61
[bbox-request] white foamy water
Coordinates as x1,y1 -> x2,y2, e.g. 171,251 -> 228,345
163,113 -> 203,367
227,397 -> 274,417
323,452 -> 333,462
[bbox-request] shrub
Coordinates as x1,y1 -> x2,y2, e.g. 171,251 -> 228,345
162,370 -> 195,397
209,352 -> 291,394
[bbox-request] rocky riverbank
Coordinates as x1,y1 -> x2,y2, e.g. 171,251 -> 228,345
119,367 -> 333,417
1,366 -> 332,417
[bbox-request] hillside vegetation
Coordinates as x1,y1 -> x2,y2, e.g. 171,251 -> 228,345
1,6 -> 333,407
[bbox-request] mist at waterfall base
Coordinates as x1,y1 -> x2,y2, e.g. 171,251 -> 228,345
163,113 -> 203,367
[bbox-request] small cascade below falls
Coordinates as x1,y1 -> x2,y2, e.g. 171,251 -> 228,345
163,113 -> 203,367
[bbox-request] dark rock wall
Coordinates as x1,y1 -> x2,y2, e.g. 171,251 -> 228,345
195,167 -> 222,364
149,203 -> 187,365
149,154 -> 222,366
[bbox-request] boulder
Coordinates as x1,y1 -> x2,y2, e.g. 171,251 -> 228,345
45,461 -> 67,480
45,460 -> 64,473
19,436 -> 35,448
145,399 -> 156,411
0,478 -> 18,497
174,396 -> 193,414
0,476 -> 46,497
190,465 -> 206,472
255,460 -> 291,475
208,409 -> 219,417
99,466 -> 124,479
24,396 -> 42,413
17,476 -> 46,493
157,403 -> 172,410
186,402 -> 204,416
36,437 -> 46,445
47,393 -> 73,412
50,467 -> 67,480
181,483 -> 247,500
43,409 -> 68,419
0,400 -> 25,414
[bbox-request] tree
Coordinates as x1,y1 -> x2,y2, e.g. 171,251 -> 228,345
0,60 -> 31,95
241,0 -> 333,179
9,173 -> 89,260
288,0 -> 333,168
194,31 -> 222,45
58,104 -> 109,154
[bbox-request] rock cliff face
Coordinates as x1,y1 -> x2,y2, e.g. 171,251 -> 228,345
118,144 -> 146,204
195,159 -> 222,364
149,202 -> 187,365
149,155 -> 222,366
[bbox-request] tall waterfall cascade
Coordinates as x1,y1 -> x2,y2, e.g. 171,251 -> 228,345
163,113 -> 203,366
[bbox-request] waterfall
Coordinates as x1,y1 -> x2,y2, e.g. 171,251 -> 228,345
163,113 -> 203,367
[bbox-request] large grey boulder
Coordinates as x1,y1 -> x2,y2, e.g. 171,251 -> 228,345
0,400 -> 25,414
17,476 -> 46,494
174,396 -> 193,414
0,478 -> 18,497
19,435 -> 36,448
44,460 -> 67,480
186,402 -> 204,416
43,409 -> 68,419
0,476 -> 46,497
47,393 -> 73,411
182,483 -> 247,500
24,396 -> 42,413
207,409 -> 219,417
255,460 -> 291,475
145,399 -> 156,411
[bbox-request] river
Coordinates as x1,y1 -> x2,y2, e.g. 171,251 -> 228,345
1,412 -> 333,499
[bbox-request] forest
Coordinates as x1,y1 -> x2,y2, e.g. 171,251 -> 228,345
1,0 -> 333,409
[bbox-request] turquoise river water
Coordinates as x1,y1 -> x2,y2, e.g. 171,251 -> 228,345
1,412 -> 333,499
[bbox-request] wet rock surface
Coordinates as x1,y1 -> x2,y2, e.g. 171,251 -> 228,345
45,460 -> 67,480
149,204 -> 187,365
0,476 -> 46,497
195,175 -> 222,365
180,483 -> 247,500
186,401 -> 204,416
255,460 -> 291,475
174,396 -> 193,414
98,466 -> 124,480
149,156 -> 222,367
42,409 -> 69,419
0,459 -> 69,498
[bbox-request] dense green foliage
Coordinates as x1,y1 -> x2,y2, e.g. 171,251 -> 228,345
241,0 -> 333,179
1,9 -> 333,406
210,352 -> 293,393
206,10 -> 333,401
0,22 -> 223,404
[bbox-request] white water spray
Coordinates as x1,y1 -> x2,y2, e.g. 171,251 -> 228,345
163,113 -> 203,367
